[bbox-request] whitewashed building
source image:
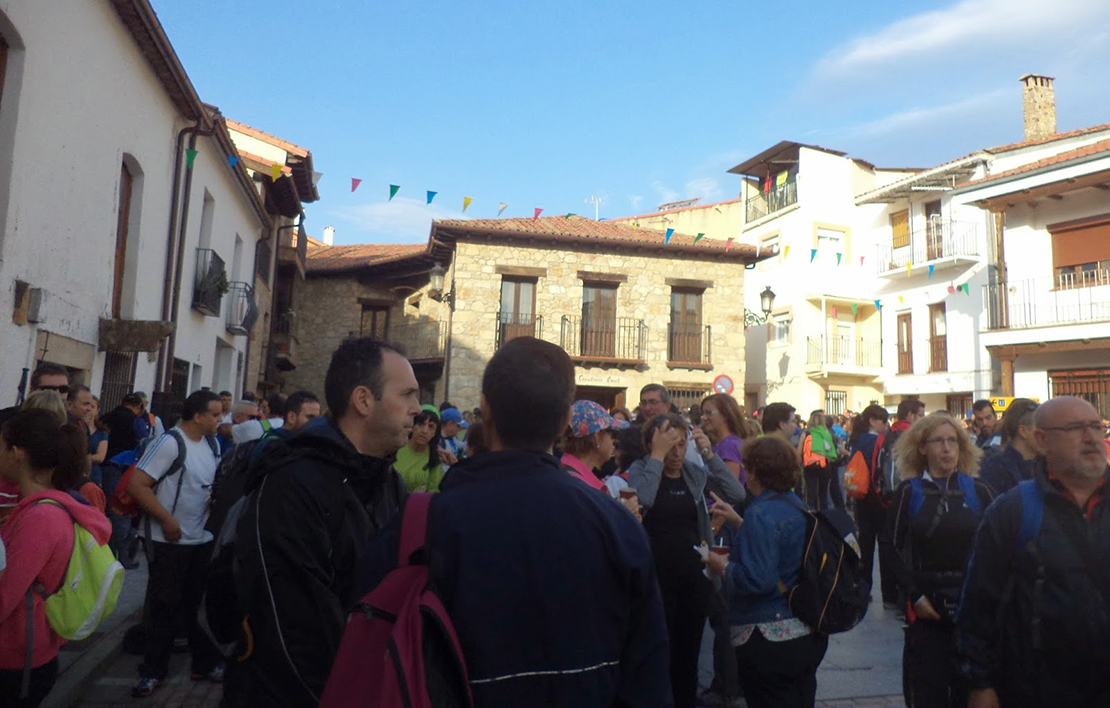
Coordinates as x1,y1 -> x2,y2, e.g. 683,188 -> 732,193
0,0 -> 272,414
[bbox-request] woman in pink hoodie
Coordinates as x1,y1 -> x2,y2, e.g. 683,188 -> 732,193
0,408 -> 112,706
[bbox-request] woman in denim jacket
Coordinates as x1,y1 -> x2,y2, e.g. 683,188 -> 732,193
628,413 -> 745,708
705,436 -> 829,708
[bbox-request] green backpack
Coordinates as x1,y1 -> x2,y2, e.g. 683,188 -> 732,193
28,500 -> 125,640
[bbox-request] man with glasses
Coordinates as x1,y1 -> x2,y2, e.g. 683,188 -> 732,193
0,362 -> 70,428
956,396 -> 1110,708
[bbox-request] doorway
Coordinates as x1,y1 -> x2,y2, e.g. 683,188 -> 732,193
574,386 -> 626,412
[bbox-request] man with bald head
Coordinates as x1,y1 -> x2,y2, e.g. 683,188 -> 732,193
956,396 -> 1110,708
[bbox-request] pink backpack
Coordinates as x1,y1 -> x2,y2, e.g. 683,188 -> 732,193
319,493 -> 474,708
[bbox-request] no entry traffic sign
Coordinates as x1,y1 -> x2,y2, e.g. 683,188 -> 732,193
713,375 -> 734,395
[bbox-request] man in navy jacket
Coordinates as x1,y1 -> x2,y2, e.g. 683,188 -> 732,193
358,337 -> 672,706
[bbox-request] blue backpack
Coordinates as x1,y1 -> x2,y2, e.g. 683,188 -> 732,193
907,473 -> 982,524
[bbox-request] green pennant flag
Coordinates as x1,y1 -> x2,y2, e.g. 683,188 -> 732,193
185,149 -> 198,168
389,184 -> 400,201
851,304 -> 858,315
566,213 -> 575,218
836,252 -> 843,265
694,233 -> 704,244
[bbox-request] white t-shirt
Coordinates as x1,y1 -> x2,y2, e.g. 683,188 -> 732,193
231,417 -> 284,444
136,429 -> 220,545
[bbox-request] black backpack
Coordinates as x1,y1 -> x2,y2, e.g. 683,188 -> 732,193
775,499 -> 869,634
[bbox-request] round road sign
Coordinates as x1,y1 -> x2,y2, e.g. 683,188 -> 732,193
713,375 -> 734,395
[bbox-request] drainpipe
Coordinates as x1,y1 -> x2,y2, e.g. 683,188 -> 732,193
155,117 -> 217,391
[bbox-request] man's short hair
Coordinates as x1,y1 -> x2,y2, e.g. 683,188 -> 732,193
284,390 -> 319,418
761,402 -> 796,434
639,384 -> 670,404
324,338 -> 403,417
266,392 -> 287,417
231,400 -> 257,417
66,384 -> 90,402
482,337 -> 575,452
182,390 -> 221,422
896,398 -> 925,420
30,363 -> 68,389
121,392 -> 143,407
972,399 -> 994,414
438,400 -> 455,412
219,390 -> 233,398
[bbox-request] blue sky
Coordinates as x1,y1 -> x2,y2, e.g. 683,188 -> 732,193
151,0 -> 1110,245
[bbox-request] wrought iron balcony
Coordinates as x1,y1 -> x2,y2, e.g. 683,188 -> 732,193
745,176 -> 797,223
560,316 -> 646,364
875,219 -> 980,275
225,282 -> 258,335
984,277 -> 1110,330
192,248 -> 227,316
667,324 -> 711,367
495,312 -> 544,350
805,336 -> 882,372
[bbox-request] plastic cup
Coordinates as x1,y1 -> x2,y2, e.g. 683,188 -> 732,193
711,546 -> 729,556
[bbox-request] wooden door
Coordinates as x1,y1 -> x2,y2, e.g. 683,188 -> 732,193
897,313 -> 913,374
582,284 -> 617,357
499,279 -> 536,346
925,200 -> 943,260
929,303 -> 947,372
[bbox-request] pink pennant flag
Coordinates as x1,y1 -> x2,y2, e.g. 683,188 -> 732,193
726,237 -> 734,253
830,306 -> 837,318
351,178 -> 362,193
859,256 -> 865,267
533,208 -> 543,221
948,285 -> 956,294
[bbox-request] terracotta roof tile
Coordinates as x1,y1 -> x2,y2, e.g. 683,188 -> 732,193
433,215 -> 757,257
964,138 -> 1110,186
306,243 -> 427,274
984,122 -> 1110,154
225,118 -> 310,158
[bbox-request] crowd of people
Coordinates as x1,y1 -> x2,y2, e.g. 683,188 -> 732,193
1,346 -> 1109,707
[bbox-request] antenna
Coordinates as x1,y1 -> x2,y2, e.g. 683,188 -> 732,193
585,195 -> 603,221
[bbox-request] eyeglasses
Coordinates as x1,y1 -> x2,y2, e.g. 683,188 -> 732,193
925,437 -> 959,448
701,409 -> 718,417
640,399 -> 662,406
37,385 -> 69,395
1040,422 -> 1104,435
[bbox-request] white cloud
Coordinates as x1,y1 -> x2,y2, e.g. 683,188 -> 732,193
328,197 -> 461,244
651,181 -> 680,205
828,88 -> 1008,139
629,195 -> 644,211
817,0 -> 1110,78
684,177 -> 722,203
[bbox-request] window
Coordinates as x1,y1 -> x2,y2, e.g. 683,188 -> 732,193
581,283 -> 618,357
925,201 -> 943,260
896,313 -> 912,374
669,289 -> 704,363
946,393 -> 972,419
929,303 -> 947,372
112,162 -> 133,318
891,209 -> 909,249
815,228 -> 844,263
360,304 -> 390,339
198,190 -> 215,249
667,385 -> 713,414
1050,369 -> 1110,419
771,313 -> 790,345
100,351 -> 137,412
255,238 -> 272,285
498,278 -> 537,347
1050,215 -> 1110,289
825,389 -> 847,416
759,234 -> 780,268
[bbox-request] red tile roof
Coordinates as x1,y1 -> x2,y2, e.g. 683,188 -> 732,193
225,119 -> 310,158
433,215 -> 759,259
984,122 -> 1110,154
306,243 -> 428,274
963,138 -> 1110,187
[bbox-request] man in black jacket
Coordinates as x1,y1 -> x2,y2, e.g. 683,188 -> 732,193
229,338 -> 420,708
955,396 -> 1110,708
358,337 -> 672,707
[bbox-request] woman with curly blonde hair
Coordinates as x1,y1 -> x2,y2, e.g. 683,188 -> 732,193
885,412 -> 993,707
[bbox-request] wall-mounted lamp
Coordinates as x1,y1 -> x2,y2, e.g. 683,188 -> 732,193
744,286 -> 776,328
428,264 -> 455,308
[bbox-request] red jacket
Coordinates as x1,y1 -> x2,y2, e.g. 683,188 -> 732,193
0,489 -> 112,668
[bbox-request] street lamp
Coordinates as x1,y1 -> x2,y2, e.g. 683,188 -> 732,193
744,286 -> 776,328
428,263 -> 455,308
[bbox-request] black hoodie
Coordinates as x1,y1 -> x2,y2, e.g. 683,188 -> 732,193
229,415 -> 407,708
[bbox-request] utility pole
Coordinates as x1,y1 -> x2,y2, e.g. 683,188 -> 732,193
585,195 -> 602,221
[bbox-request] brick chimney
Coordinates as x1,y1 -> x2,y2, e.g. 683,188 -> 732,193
1020,74 -> 1056,141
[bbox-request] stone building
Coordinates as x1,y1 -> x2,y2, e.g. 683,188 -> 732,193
289,217 -> 763,414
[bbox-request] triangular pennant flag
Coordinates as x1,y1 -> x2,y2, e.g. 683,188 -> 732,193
810,248 -> 818,263
906,263 -> 912,277
898,296 -> 904,304
851,304 -> 858,315
784,245 -> 791,258
271,164 -> 282,182
694,233 -> 705,244
566,213 -> 575,219
389,184 -> 400,201
533,208 -> 542,221
312,171 -> 324,186
227,155 -> 239,169
351,178 -> 362,193
928,264 -> 935,279
836,252 -> 843,265
875,299 -> 882,310
860,255 -> 865,267
185,149 -> 198,168
830,306 -> 837,318
665,228 -> 674,244
426,190 -> 437,204
463,197 -> 473,213
948,285 -> 956,294
962,283 -> 970,295
726,237 -> 734,253
498,202 -> 508,216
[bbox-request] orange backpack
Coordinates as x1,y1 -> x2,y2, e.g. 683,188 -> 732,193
801,435 -> 827,469
843,434 -> 884,500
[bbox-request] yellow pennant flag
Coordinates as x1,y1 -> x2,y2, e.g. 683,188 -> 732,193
906,263 -> 912,277
784,245 -> 791,258
270,164 -> 282,182
462,197 -> 473,213
899,296 -> 904,304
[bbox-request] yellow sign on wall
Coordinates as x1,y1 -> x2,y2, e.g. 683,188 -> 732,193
990,396 -> 1041,413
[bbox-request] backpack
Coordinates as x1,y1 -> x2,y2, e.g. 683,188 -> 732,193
801,434 -> 827,469
843,434 -> 885,500
109,431 -> 218,517
907,474 -> 982,524
774,498 -> 869,634
319,493 -> 474,708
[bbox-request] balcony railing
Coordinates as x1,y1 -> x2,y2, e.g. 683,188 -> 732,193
495,312 -> 544,349
668,324 -> 711,366
391,319 -> 448,360
192,248 -> 226,316
225,282 -> 258,335
560,316 -> 646,362
984,277 -> 1110,330
745,176 -> 797,222
806,336 -> 882,369
875,219 -> 980,274
1058,269 -> 1110,290
929,336 -> 948,372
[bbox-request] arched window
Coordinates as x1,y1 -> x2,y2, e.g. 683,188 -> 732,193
114,154 -> 145,318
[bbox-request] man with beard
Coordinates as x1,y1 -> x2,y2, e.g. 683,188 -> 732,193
956,396 -> 1110,708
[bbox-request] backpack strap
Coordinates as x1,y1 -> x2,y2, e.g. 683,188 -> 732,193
957,474 -> 982,517
165,430 -> 190,516
260,419 -> 272,433
1017,480 -> 1043,550
398,493 -> 433,567
908,478 -> 925,518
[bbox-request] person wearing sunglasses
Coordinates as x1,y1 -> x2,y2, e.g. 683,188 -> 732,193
0,363 -> 70,431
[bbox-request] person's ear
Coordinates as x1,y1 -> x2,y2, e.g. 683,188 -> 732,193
349,386 -> 375,418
